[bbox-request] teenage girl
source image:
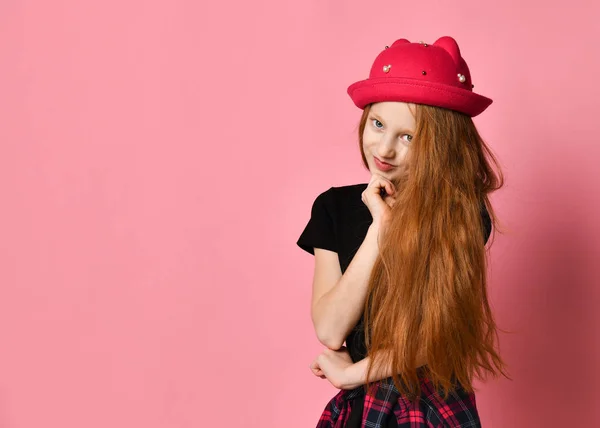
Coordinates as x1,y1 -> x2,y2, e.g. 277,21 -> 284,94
297,36 -> 508,427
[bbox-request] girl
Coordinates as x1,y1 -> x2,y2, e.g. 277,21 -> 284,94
296,36 -> 508,427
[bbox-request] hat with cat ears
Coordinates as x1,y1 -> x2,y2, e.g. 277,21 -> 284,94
347,36 -> 492,117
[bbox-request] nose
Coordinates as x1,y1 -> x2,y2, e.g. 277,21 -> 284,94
377,134 -> 396,159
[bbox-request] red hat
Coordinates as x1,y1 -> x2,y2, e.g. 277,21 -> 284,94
347,36 -> 492,117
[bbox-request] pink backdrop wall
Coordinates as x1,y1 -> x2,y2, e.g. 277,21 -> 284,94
1,1 -> 599,427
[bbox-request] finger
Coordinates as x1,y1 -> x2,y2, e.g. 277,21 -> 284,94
367,179 -> 385,197
311,369 -> 326,379
310,360 -> 326,377
385,181 -> 394,195
370,176 -> 395,196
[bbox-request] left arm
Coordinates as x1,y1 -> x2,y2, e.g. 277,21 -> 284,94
311,346 -> 427,390
345,348 -> 428,389
344,353 -> 392,389
344,351 -> 404,389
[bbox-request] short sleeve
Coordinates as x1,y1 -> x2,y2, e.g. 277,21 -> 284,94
296,187 -> 338,255
481,202 -> 492,245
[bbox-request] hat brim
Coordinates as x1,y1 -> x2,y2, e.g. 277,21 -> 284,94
347,77 -> 493,117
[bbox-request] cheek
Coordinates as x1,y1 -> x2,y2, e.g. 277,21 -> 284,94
361,140 -> 373,161
362,129 -> 376,149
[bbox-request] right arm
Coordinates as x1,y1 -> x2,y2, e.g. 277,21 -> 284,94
311,223 -> 382,350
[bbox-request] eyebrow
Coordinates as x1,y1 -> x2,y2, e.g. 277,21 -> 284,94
369,113 -> 415,133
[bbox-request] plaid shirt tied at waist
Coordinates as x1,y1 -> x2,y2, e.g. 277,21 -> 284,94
315,376 -> 482,428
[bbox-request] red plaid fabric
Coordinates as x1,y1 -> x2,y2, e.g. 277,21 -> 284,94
316,376 -> 481,427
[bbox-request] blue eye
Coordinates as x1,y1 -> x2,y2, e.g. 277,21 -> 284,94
402,134 -> 413,143
372,119 -> 383,129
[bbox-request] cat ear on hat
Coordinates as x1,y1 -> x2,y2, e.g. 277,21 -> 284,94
433,36 -> 473,87
433,36 -> 462,65
390,38 -> 411,48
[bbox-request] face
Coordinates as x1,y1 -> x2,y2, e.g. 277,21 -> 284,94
362,101 -> 416,181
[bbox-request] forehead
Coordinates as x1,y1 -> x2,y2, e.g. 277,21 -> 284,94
369,102 -> 416,127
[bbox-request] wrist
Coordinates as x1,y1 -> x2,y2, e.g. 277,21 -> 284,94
367,223 -> 381,239
367,223 -> 384,248
342,360 -> 367,390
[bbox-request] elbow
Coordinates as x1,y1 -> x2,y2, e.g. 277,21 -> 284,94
311,304 -> 345,350
314,326 -> 345,350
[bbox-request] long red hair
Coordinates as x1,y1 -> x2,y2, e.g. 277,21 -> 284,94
358,103 -> 510,400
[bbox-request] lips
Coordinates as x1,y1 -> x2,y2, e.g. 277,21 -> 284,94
374,156 -> 395,172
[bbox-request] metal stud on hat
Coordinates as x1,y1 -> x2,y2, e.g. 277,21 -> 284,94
383,64 -> 391,73
458,74 -> 466,83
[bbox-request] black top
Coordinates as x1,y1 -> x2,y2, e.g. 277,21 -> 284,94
296,183 -> 492,363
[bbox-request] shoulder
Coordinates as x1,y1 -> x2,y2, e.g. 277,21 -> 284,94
331,182 -> 368,193
329,183 -> 368,203
311,183 -> 368,217
313,183 -> 367,202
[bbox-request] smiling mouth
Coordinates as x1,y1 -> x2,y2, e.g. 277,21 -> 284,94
374,157 -> 394,166
374,157 -> 395,171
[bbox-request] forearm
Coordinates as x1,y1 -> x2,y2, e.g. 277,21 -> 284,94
312,224 -> 382,349
344,349 -> 428,390
345,352 -> 394,388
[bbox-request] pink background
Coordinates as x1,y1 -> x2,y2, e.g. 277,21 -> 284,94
1,1 -> 599,427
